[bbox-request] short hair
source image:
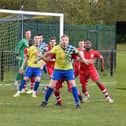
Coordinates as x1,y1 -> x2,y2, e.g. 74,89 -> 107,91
37,33 -> 43,36
60,34 -> 69,39
29,39 -> 33,47
25,30 -> 31,33
50,37 -> 56,41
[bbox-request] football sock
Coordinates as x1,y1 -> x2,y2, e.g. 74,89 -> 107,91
98,84 -> 109,98
72,86 -> 80,105
33,81 -> 40,92
45,87 -> 53,103
54,89 -> 62,104
19,80 -> 26,91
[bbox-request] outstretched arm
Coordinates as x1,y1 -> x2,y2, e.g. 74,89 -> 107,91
99,56 -> 104,72
34,51 -> 52,63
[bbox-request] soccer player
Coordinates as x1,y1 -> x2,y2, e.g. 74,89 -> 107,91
19,39 -> 35,94
44,37 -> 56,78
14,30 -> 31,90
79,40 -> 114,103
39,34 -> 94,108
73,40 -> 85,78
13,35 -> 46,98
54,40 -> 85,105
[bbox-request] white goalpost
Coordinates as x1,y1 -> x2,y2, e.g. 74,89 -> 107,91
0,9 -> 64,38
0,9 -> 64,81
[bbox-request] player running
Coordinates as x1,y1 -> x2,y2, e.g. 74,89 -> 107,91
79,40 -> 114,103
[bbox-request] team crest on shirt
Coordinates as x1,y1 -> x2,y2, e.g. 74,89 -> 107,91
91,54 -> 94,58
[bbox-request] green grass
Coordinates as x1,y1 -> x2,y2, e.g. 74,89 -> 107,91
0,44 -> 126,126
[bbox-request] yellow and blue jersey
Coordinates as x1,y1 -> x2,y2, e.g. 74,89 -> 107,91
27,45 -> 44,68
51,45 -> 78,70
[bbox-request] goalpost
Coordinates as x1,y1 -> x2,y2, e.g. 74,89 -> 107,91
0,9 -> 64,81
0,9 -> 64,38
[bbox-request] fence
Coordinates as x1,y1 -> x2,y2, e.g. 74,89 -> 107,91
0,20 -> 116,81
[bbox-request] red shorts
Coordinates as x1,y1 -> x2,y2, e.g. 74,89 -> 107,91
74,61 -> 80,78
74,66 -> 79,78
79,69 -> 99,85
46,64 -> 54,77
55,78 -> 64,89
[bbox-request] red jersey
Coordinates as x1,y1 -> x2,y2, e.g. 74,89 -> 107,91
80,49 -> 101,71
45,46 -> 55,76
45,46 -> 55,67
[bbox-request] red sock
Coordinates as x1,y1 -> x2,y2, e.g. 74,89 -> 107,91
30,78 -> 35,90
54,89 -> 62,105
82,86 -> 89,96
98,83 -> 109,98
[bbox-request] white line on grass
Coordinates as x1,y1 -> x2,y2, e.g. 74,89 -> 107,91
0,81 -> 117,87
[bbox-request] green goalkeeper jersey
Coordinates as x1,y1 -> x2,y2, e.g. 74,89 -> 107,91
16,38 -> 29,60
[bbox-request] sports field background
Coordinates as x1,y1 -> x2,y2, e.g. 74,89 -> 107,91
0,43 -> 126,126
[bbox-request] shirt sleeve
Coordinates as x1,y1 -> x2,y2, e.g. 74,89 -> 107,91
94,50 -> 102,58
24,48 -> 28,57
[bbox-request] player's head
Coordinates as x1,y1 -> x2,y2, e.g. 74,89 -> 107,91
34,35 -> 40,45
78,40 -> 85,49
25,30 -> 31,40
38,33 -> 43,43
60,34 -> 69,48
85,40 -> 92,50
49,37 -> 56,48
28,39 -> 33,47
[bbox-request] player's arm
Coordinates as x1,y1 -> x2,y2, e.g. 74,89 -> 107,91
19,55 -> 27,74
99,55 -> 104,72
34,51 -> 52,63
95,51 -> 104,72
78,51 -> 95,65
16,40 -> 24,60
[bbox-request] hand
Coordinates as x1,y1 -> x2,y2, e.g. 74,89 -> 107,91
100,66 -> 104,72
34,60 -> 38,64
19,67 -> 24,74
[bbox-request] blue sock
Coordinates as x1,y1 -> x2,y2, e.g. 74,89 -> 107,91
19,80 -> 26,91
72,86 -> 80,105
34,81 -> 40,92
45,87 -> 53,103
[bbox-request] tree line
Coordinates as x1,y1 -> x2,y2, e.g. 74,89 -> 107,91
0,0 -> 126,25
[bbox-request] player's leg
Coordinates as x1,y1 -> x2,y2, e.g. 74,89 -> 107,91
90,70 -> 114,103
14,73 -> 21,90
40,69 -> 62,107
66,80 -> 83,103
13,67 -> 32,97
79,72 -> 90,102
32,68 -> 42,98
26,75 -> 35,94
40,79 -> 57,106
54,79 -> 64,106
14,61 -> 23,90
65,69 -> 80,108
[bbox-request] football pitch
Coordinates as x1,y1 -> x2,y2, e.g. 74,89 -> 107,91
0,44 -> 126,126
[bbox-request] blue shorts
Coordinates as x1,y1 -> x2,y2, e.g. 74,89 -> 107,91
24,67 -> 42,78
52,69 -> 75,80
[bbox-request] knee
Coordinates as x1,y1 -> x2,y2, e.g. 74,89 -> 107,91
24,77 -> 29,81
35,77 -> 41,82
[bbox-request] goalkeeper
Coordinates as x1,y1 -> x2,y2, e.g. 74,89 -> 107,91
14,30 -> 31,90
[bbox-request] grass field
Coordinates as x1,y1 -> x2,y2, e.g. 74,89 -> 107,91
0,44 -> 126,126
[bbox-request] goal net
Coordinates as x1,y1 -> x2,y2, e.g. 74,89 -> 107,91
0,9 -> 64,82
